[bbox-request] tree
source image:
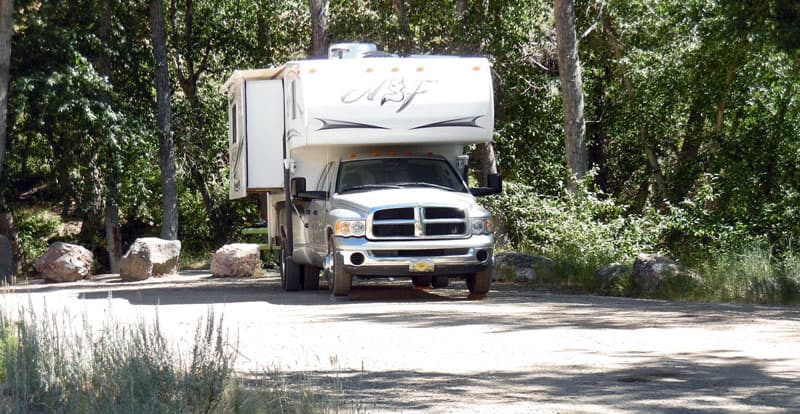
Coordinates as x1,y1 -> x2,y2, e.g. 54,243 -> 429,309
95,0 -> 122,272
0,0 -> 12,183
150,0 -> 178,240
554,0 -> 587,192
310,0 -> 329,58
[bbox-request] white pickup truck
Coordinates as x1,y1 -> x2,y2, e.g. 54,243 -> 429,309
222,43 -> 502,297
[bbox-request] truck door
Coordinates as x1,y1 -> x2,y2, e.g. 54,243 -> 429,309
309,162 -> 334,257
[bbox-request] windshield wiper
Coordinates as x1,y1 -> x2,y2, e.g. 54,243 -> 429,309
397,182 -> 458,192
341,184 -> 402,193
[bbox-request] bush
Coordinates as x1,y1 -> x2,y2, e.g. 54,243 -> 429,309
14,209 -> 61,270
699,244 -> 800,304
482,181 -> 664,290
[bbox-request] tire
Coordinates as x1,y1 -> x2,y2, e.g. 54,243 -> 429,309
432,276 -> 449,288
466,267 -> 492,295
412,275 -> 432,287
327,236 -> 351,297
302,265 -> 321,290
281,244 -> 303,291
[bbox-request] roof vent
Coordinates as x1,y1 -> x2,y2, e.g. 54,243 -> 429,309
328,43 -> 377,59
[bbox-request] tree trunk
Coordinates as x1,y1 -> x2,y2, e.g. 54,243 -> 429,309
309,0 -> 329,58
392,0 -> 412,54
0,211 -> 22,277
170,1 -> 227,244
474,142 -> 498,186
587,63 -> 612,194
97,0 -> 122,271
670,105 -> 704,203
0,0 -> 13,182
554,0 -> 587,193
457,0 -> 468,18
256,13 -> 271,64
602,13 -> 667,204
150,0 -> 179,240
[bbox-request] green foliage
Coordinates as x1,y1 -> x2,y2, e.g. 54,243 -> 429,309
1,0 -> 798,288
699,243 -> 800,304
14,209 -> 61,266
483,180 -> 664,289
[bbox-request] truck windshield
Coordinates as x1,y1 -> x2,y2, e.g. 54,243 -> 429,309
337,157 -> 468,194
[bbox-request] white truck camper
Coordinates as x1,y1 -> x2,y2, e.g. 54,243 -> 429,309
222,43 -> 502,297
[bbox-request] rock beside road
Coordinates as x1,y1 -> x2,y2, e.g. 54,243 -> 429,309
211,244 -> 262,277
1,235 -> 15,284
632,253 -> 705,298
494,252 -> 556,282
120,238 -> 181,281
34,242 -> 94,282
595,263 -> 631,296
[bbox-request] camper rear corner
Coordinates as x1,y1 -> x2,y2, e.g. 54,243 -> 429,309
223,68 -> 286,200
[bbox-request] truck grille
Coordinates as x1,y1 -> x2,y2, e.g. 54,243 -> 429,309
369,207 -> 467,240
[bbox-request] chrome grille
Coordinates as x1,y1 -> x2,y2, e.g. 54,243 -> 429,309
369,207 -> 468,240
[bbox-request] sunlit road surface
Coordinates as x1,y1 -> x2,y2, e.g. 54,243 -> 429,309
4,271 -> 799,413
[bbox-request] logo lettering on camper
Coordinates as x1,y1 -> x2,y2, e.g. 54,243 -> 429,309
341,77 -> 437,113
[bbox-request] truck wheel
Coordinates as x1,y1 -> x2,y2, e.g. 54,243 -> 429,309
327,236 -> 351,297
412,276 -> 432,287
302,265 -> 321,290
280,246 -> 303,291
432,276 -> 449,288
466,268 -> 492,295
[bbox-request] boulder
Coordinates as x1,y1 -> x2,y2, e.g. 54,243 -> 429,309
119,238 -> 181,281
34,242 -> 94,283
211,244 -> 262,277
1,235 -> 14,284
632,253 -> 705,298
595,263 -> 631,296
493,252 -> 556,282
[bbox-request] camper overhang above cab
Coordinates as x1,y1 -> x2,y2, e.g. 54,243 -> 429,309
282,57 -> 494,149
221,55 -> 495,199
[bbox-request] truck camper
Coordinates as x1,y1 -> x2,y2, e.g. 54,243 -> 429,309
221,43 -> 502,297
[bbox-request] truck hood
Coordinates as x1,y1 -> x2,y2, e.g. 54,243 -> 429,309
333,188 -> 482,215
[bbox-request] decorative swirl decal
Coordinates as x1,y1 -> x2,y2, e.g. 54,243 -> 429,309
315,118 -> 389,131
411,116 -> 484,130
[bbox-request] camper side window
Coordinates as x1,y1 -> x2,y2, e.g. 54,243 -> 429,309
230,104 -> 237,144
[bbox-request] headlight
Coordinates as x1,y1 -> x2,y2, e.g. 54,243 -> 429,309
335,220 -> 366,237
471,217 -> 494,235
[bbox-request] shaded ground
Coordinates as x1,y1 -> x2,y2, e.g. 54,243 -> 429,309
2,271 -> 799,413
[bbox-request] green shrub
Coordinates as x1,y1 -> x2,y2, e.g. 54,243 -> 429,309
14,209 -> 61,269
700,244 -> 800,304
482,181 -> 664,290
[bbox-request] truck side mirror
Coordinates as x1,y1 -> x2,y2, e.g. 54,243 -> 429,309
470,174 -> 503,197
487,174 -> 502,191
290,177 -> 306,197
291,177 -> 328,200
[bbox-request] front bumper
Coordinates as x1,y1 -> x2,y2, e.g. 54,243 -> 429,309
335,235 -> 493,276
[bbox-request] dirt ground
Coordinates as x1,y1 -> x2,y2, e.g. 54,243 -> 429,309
3,271 -> 799,413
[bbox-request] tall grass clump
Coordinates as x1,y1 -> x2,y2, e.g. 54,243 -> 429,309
482,181 -> 663,290
699,243 -> 800,304
0,305 -> 235,413
0,305 -> 361,413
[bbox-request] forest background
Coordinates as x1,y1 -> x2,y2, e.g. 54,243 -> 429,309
0,0 -> 798,303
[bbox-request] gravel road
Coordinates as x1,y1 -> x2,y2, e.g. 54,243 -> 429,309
3,271 -> 799,413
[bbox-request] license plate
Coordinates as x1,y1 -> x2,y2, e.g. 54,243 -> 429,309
409,260 -> 435,273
